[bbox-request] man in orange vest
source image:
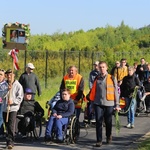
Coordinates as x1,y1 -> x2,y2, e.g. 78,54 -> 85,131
60,66 -> 84,119
89,61 -> 120,147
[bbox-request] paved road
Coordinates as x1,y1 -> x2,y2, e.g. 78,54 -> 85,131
0,113 -> 150,150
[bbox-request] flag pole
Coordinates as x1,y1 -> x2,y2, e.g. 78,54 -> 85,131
6,52 -> 15,122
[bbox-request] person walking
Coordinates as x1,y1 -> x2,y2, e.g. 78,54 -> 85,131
3,69 -> 23,149
89,61 -> 100,89
89,61 -> 120,147
19,63 -> 41,99
120,66 -> 140,128
87,61 -> 99,123
60,66 -> 84,119
110,60 -> 120,76
136,58 -> 148,83
0,69 -> 8,137
114,58 -> 128,86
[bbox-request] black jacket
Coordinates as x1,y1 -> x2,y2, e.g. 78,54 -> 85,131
136,64 -> 147,82
120,74 -> 140,97
18,99 -> 44,117
143,81 -> 150,100
19,72 -> 41,96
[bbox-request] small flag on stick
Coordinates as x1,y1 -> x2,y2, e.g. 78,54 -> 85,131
6,48 -> 19,122
8,49 -> 20,70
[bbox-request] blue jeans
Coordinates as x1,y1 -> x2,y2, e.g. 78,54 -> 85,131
45,116 -> 69,140
125,97 -> 136,125
94,105 -> 114,142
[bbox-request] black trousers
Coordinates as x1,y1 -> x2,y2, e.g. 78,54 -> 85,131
94,105 -> 114,142
3,111 -> 17,145
18,115 -> 35,135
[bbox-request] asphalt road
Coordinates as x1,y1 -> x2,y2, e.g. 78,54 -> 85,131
0,113 -> 150,150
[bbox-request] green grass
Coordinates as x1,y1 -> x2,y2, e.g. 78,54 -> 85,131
137,138 -> 150,150
35,76 -> 62,119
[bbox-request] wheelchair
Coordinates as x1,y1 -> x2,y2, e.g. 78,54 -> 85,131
17,113 -> 42,140
50,115 -> 80,144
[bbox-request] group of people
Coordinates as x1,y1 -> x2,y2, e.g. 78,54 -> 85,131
1,57 -> 150,149
45,61 -> 120,148
0,63 -> 43,149
111,57 -> 150,128
45,65 -> 85,143
45,59 -> 141,147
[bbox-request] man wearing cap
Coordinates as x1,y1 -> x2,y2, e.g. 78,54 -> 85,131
19,63 -> 41,99
17,88 -> 44,136
3,69 -> 23,149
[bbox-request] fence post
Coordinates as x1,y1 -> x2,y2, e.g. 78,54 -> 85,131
24,50 -> 27,71
63,50 -> 66,76
91,51 -> 94,70
45,50 -> 48,88
78,51 -> 81,73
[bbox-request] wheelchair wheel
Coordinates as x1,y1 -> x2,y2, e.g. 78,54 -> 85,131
33,117 -> 42,139
70,116 -> 80,144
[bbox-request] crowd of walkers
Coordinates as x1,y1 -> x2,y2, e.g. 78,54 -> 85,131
85,58 -> 150,147
0,57 -> 150,149
0,63 -> 43,149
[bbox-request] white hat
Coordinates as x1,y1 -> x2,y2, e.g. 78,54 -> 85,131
93,61 -> 99,65
26,63 -> 35,69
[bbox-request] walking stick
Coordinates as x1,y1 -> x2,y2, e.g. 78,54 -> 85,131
6,58 -> 14,122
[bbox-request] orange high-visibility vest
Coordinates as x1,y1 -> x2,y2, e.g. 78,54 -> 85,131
63,73 -> 83,108
89,74 -> 115,101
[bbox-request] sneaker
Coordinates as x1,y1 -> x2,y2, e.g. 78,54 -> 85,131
21,135 -> 27,139
90,119 -> 96,123
126,123 -> 131,128
95,142 -> 102,147
131,124 -> 134,128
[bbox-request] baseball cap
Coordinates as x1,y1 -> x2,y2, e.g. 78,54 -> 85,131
25,88 -> 33,94
26,63 -> 35,69
93,61 -> 99,65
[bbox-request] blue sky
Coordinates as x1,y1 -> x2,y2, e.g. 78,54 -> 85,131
0,0 -> 150,35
